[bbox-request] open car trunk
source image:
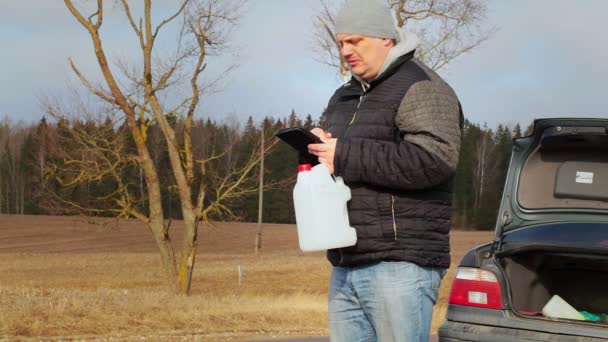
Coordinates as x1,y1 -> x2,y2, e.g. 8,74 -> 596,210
499,250 -> 608,324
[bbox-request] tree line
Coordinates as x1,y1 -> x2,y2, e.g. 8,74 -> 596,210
0,113 -> 529,231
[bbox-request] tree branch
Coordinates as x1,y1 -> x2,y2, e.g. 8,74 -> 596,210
64,0 -> 95,32
153,0 -> 191,39
319,16 -> 348,82
69,58 -> 118,105
119,0 -> 145,49
94,0 -> 103,29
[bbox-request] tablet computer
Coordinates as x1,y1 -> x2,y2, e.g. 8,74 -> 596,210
275,127 -> 323,165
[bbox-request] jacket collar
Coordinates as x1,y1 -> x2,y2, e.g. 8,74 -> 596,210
346,50 -> 416,93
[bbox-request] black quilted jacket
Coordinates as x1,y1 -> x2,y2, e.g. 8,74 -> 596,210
324,51 -> 463,268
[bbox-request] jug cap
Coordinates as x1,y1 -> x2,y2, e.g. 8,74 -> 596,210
298,164 -> 312,172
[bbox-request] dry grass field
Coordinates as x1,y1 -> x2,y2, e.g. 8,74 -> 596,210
0,215 -> 492,341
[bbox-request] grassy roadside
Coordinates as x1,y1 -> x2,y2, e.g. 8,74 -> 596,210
0,253 -> 328,339
0,215 -> 492,340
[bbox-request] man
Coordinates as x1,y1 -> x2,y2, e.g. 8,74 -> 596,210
307,0 -> 463,341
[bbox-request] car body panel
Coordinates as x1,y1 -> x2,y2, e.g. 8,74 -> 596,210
498,222 -> 608,256
439,118 -> 608,341
441,305 -> 608,340
496,118 -> 608,238
440,320 -> 608,342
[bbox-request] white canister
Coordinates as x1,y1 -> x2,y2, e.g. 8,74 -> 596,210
293,163 -> 357,252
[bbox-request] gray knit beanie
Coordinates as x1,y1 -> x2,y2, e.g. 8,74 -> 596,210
334,0 -> 398,40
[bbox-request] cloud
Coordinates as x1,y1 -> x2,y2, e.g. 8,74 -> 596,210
444,0 -> 608,128
2,0 -> 608,128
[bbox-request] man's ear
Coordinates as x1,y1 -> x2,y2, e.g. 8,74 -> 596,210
383,38 -> 395,47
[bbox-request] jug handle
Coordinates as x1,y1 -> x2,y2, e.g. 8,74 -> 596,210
334,176 -> 344,186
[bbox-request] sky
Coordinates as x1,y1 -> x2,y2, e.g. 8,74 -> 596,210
1,0 -> 608,129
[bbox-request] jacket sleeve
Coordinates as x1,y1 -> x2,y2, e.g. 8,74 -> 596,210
333,79 -> 462,191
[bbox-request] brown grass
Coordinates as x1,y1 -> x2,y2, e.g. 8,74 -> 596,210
0,215 -> 492,341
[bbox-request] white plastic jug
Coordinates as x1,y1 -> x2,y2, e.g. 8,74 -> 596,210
542,295 -> 585,320
293,163 -> 357,252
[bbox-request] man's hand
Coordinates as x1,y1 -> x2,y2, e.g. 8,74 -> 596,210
308,128 -> 337,174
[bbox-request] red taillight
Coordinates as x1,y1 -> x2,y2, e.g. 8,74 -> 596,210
448,267 -> 503,309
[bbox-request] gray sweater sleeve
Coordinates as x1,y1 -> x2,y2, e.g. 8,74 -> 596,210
333,68 -> 462,190
396,76 -> 462,171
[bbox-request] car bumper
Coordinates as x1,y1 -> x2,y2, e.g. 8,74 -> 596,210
439,305 -> 608,342
439,320 -> 608,342
439,321 -> 608,342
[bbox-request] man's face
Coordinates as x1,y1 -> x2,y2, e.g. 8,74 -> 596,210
337,34 -> 393,81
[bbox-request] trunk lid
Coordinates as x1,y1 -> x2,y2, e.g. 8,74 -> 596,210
490,118 -> 608,327
494,118 -> 608,247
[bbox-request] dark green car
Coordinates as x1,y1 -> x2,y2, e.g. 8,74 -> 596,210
439,118 -> 608,341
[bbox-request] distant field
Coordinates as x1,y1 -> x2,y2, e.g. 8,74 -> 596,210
0,215 -> 492,341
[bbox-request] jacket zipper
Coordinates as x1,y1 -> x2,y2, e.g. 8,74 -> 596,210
391,195 -> 397,240
338,94 -> 365,265
344,95 -> 364,134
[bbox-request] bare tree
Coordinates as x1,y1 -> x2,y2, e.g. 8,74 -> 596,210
59,0 -> 272,294
0,118 -> 7,214
0,120 -> 31,215
473,128 -> 494,212
315,1 -> 350,82
255,125 -> 264,255
314,0 -> 495,78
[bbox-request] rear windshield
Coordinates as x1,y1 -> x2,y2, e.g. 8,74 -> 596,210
518,127 -> 608,209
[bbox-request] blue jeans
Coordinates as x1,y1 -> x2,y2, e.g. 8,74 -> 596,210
328,261 -> 445,342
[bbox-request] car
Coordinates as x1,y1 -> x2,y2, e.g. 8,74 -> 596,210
439,118 -> 608,341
